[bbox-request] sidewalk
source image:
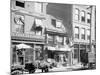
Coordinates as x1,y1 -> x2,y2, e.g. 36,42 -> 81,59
23,63 -> 83,74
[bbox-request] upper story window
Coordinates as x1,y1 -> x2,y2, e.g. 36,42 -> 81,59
30,19 -> 43,35
51,19 -> 56,27
16,1 -> 25,8
81,28 -> 85,40
87,13 -> 91,23
56,36 -> 64,45
75,9 -> 79,21
35,19 -> 43,27
34,2 -> 43,13
74,27 -> 79,39
87,30 -> 90,40
56,21 -> 62,28
81,11 -> 85,22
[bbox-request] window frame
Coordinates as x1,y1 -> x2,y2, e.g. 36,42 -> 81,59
75,8 -> 80,21
87,13 -> 91,23
74,27 -> 79,39
81,28 -> 85,40
87,29 -> 90,40
16,1 -> 25,8
34,2 -> 43,13
81,11 -> 85,22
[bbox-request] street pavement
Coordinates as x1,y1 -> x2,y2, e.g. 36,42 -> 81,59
23,63 -> 83,75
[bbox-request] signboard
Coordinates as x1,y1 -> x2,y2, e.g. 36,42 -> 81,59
88,52 -> 95,63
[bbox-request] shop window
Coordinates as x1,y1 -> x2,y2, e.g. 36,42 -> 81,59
16,1 -> 25,8
75,27 -> 79,39
87,13 -> 91,23
81,28 -> 85,40
81,11 -> 85,22
75,9 -> 79,21
74,49 -> 79,59
12,46 -> 17,64
74,44 -> 79,48
18,56 -> 24,65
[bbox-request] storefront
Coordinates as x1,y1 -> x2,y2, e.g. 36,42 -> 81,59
73,43 -> 89,64
11,38 -> 45,67
45,45 -> 71,67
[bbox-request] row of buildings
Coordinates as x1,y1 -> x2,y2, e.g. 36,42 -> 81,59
11,0 -> 96,68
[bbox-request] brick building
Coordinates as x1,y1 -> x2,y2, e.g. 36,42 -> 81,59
46,3 -> 96,65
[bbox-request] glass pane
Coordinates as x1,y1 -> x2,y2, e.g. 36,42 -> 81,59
75,27 -> 79,34
75,15 -> 79,20
81,11 -> 85,17
81,28 -> 85,34
35,19 -> 42,26
56,21 -> 62,27
75,9 -> 79,14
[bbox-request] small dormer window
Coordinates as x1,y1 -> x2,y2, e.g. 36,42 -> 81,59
16,1 -> 25,8
56,21 -> 62,28
51,19 -> 56,27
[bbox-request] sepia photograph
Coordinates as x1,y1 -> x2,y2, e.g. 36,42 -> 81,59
10,0 -> 96,75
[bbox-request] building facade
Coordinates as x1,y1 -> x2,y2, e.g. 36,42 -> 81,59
11,0 -> 48,66
11,0 -> 72,68
46,3 -> 96,65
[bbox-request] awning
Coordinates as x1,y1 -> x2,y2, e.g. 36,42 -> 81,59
47,46 -> 56,51
16,43 -> 32,50
57,45 -> 71,51
47,45 -> 71,51
59,47 -> 70,51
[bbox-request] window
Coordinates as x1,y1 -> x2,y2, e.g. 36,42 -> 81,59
56,36 -> 64,45
75,27 -> 79,39
34,2 -> 42,13
87,13 -> 91,23
75,9 -> 79,21
35,19 -> 43,27
74,49 -> 79,59
81,28 -> 85,40
35,31 -> 42,35
51,19 -> 56,27
81,11 -> 85,22
48,34 -> 55,45
87,30 -> 90,40
56,21 -> 62,28
48,34 -> 53,39
16,1 -> 25,8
